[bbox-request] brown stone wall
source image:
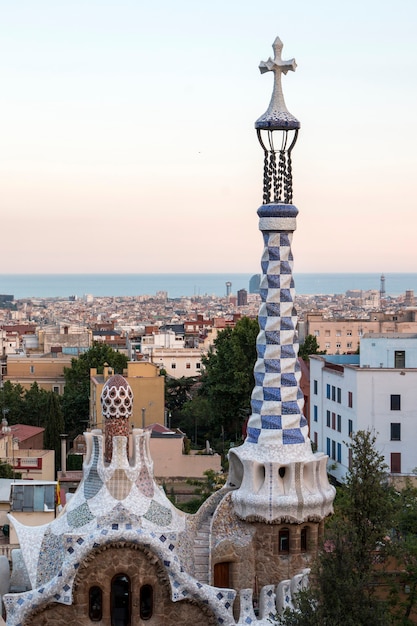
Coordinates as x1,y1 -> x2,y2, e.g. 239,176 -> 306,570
211,495 -> 324,597
23,544 -> 217,626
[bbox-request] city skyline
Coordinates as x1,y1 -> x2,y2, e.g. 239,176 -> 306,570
1,0 -> 416,274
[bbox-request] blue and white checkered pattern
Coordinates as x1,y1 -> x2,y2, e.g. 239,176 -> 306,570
246,214 -> 308,447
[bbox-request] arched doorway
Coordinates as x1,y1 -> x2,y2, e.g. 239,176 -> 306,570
111,573 -> 131,626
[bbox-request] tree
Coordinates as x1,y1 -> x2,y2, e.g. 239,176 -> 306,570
197,317 -> 258,443
165,376 -> 198,417
0,462 -> 15,478
298,334 -> 325,360
387,480 -> 417,623
0,380 -> 25,424
175,469 -> 226,514
62,343 -> 128,440
24,382 -> 49,427
44,391 -> 65,472
279,430 -> 394,626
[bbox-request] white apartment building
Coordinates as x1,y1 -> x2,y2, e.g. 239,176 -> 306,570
310,333 -> 417,483
149,347 -> 203,378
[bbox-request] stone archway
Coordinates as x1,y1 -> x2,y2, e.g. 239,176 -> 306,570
23,543 -> 217,626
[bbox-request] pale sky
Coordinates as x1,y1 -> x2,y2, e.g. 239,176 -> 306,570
1,0 -> 416,274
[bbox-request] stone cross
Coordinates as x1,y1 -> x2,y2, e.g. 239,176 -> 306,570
255,36 -> 300,130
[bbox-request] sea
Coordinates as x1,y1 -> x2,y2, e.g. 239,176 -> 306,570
0,273 -> 417,300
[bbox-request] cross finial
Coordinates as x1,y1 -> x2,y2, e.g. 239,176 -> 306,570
255,37 -> 300,130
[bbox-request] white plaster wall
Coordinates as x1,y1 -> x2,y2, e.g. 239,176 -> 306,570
310,355 -> 417,483
360,335 -> 417,368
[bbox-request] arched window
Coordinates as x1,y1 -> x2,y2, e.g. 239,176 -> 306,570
140,584 -> 153,620
301,526 -> 308,552
279,528 -> 290,553
89,586 -> 103,621
111,574 -> 131,626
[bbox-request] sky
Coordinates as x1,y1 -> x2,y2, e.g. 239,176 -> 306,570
1,0 -> 416,274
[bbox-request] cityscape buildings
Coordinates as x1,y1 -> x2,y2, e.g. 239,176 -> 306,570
0,36 -> 335,625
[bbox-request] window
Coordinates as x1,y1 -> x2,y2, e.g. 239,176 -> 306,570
314,330 -> 320,337
337,443 -> 342,463
325,330 -> 330,337
171,363 -> 176,369
326,384 -> 331,399
30,365 -> 35,374
186,363 -> 191,369
279,529 -> 290,553
348,391 -> 353,408
326,438 -> 331,457
11,484 -> 55,512
391,453 -> 401,474
300,527 -> 308,552
111,574 -> 130,626
348,419 -> 353,436
347,330 -> 352,336
326,411 -> 331,428
336,331 -> 341,337
140,585 -> 153,620
391,394 -> 401,411
325,342 -> 331,350
196,362 -> 201,369
313,432 -> 318,448
332,412 -> 336,430
391,423 -> 401,441
337,414 -> 342,432
337,387 -> 341,404
53,386 -> 59,394
332,440 -> 336,460
336,342 -> 341,350
313,405 -> 318,422
395,351 -> 405,368
347,342 -> 352,349
89,586 -> 103,621
313,380 -> 318,395
332,386 -> 336,401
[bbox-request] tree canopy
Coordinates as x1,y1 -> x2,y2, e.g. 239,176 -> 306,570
279,430 -> 396,626
62,343 -> 128,439
176,317 -> 258,449
298,334 -> 325,360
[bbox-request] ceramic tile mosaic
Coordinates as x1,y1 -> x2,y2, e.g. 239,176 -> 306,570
3,39 -> 334,626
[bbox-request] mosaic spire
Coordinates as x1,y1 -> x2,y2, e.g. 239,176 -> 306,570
228,37 -> 335,524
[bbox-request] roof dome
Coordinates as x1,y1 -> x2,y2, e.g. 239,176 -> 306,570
101,374 -> 133,419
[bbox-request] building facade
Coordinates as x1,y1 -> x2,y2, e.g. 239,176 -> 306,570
90,362 -> 165,429
306,309 -> 417,354
310,333 -> 417,483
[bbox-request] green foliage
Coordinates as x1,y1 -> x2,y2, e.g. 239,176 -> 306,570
176,469 -> 226,514
62,343 -> 128,439
165,376 -> 198,416
67,454 -> 83,471
0,380 -> 25,424
195,317 -> 258,445
0,462 -> 15,478
387,480 -> 417,623
298,334 -> 325,360
44,391 -> 65,471
23,382 -> 49,427
279,430 -> 395,626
